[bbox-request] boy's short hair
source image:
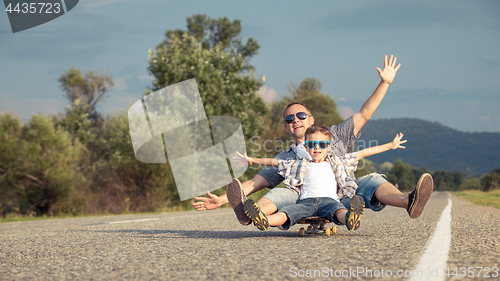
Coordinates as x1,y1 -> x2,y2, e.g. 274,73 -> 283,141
305,125 -> 331,140
283,102 -> 311,118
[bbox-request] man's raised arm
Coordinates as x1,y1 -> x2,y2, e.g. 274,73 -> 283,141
352,54 -> 401,136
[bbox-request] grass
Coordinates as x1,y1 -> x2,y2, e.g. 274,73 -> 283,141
0,213 -> 101,224
452,189 -> 500,210
0,207 -> 189,224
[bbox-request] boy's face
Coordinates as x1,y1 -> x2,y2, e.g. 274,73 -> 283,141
305,132 -> 331,163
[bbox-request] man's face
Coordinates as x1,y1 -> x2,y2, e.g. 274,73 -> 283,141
305,132 -> 331,163
284,104 -> 314,141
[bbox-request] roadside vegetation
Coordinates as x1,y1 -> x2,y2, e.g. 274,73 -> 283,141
452,190 -> 500,210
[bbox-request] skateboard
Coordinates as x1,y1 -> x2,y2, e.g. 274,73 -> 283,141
297,216 -> 337,237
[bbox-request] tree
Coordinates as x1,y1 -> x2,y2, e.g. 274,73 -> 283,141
20,115 -> 85,216
53,98 -> 94,144
147,16 -> 267,140
458,178 -> 482,191
86,112 -> 171,213
482,168 -> 500,191
58,68 -> 114,123
0,113 -> 25,215
432,170 -> 464,191
163,14 -> 259,65
387,159 -> 415,191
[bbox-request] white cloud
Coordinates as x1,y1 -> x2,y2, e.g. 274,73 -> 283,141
113,77 -> 128,91
139,75 -> 153,83
480,116 -> 491,122
258,86 -> 277,103
340,106 -> 354,119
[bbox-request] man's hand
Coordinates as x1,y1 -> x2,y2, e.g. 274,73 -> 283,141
390,133 -> 407,150
192,191 -> 222,211
376,54 -> 401,84
234,151 -> 252,167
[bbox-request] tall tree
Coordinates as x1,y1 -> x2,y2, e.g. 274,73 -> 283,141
147,15 -> 267,140
58,68 -> 114,122
163,14 -> 260,67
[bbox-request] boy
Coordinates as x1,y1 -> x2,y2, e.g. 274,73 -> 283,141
234,125 -> 407,231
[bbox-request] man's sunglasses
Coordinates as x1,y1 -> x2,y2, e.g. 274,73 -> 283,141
285,112 -> 309,124
304,140 -> 331,149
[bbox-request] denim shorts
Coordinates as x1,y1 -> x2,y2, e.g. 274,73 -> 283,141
279,197 -> 346,230
263,173 -> 388,212
341,173 -> 388,212
262,187 -> 299,210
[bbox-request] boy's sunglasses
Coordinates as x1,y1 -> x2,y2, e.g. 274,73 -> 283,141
285,112 -> 308,124
304,140 -> 331,149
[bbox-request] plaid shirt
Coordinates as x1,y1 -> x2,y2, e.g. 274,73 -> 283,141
258,116 -> 360,188
277,152 -> 359,199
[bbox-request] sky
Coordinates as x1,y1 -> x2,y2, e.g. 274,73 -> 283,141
1,0 -> 499,133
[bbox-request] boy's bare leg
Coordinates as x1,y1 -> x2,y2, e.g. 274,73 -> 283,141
334,209 -> 347,224
268,212 -> 288,227
255,197 -> 278,216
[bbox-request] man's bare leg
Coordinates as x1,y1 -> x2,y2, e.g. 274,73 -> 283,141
226,175 -> 273,225
373,173 -> 434,218
255,197 -> 278,216
373,182 -> 408,208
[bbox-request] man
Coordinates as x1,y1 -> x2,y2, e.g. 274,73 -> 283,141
192,54 -> 434,225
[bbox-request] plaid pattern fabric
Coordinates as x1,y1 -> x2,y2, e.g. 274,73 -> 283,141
278,152 -> 359,199
258,116 -> 361,188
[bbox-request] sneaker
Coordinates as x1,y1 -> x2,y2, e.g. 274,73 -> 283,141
243,199 -> 269,231
227,178 -> 251,225
346,195 -> 364,231
407,173 -> 434,219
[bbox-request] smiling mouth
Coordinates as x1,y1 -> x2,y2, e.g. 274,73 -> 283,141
313,151 -> 321,155
293,125 -> 304,130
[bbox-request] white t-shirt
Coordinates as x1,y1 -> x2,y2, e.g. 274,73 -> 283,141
300,161 -> 338,200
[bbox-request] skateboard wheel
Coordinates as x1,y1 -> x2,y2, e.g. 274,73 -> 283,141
325,227 -> 331,236
331,226 -> 337,234
307,225 -> 313,231
299,228 -> 305,237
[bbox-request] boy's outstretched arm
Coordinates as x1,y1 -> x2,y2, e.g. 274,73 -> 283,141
356,133 -> 406,161
352,55 -> 401,136
234,151 -> 279,167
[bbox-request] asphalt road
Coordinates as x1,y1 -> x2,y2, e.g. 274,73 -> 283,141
1,192 -> 499,280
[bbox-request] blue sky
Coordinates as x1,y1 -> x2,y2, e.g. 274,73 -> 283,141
1,0 -> 499,133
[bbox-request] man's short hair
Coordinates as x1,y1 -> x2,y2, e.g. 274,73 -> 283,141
283,102 -> 311,119
305,125 -> 331,139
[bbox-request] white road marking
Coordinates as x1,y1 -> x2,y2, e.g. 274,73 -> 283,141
107,218 -> 159,224
410,196 -> 452,281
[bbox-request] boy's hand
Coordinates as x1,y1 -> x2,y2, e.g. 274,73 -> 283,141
192,191 -> 222,211
234,151 -> 252,167
391,133 -> 407,149
376,54 -> 401,84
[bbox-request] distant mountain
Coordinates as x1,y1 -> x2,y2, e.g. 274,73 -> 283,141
356,118 -> 500,175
